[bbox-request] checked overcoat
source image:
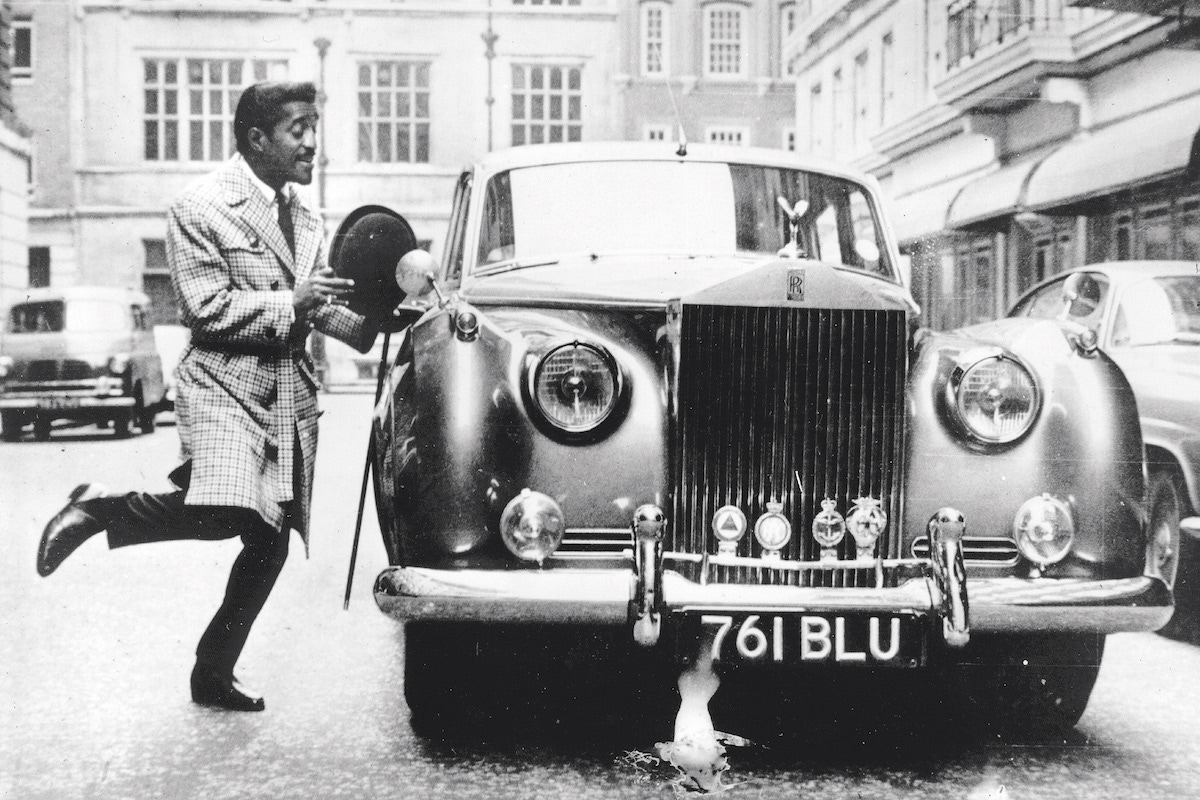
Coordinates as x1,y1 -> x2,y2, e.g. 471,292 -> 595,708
167,156 -> 375,545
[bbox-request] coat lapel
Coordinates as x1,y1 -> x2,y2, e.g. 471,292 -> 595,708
219,159 -> 295,274
290,194 -> 323,283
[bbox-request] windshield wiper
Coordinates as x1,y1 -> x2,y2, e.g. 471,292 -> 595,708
476,256 -> 562,278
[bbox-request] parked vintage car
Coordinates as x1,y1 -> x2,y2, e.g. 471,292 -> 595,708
340,143 -> 1172,733
1009,261 -> 1200,632
0,287 -> 166,440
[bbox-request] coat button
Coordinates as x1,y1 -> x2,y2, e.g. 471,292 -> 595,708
271,280 -> 280,289
250,237 -> 261,248
265,326 -> 276,339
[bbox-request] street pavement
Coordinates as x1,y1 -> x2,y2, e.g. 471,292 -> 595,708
3,393 -> 1200,800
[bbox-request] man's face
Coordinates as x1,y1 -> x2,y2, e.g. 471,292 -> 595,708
252,100 -> 318,188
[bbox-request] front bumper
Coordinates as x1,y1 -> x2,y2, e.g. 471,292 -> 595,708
0,395 -> 134,410
374,567 -> 1172,635
374,505 -> 1173,644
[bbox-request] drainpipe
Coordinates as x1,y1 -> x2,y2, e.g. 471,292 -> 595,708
314,36 -> 331,214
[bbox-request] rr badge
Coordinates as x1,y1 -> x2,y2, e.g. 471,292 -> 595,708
787,268 -> 805,301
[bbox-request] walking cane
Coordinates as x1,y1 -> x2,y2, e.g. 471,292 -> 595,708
343,329 -> 392,610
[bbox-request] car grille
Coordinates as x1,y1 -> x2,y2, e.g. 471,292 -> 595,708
25,360 -> 94,381
670,305 -> 908,587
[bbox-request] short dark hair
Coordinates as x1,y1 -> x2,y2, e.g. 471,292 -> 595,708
234,81 -> 317,155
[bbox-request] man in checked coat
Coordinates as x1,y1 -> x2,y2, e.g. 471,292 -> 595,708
36,81 -> 380,711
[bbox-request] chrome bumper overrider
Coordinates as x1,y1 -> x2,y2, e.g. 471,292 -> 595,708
374,507 -> 1174,643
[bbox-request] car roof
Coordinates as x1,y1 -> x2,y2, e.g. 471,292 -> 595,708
466,141 -> 879,186
6,286 -> 152,307
1015,261 -> 1199,305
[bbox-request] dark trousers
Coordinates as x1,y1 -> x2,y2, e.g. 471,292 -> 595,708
82,490 -> 289,677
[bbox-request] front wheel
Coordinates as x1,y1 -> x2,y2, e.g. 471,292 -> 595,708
1,412 -> 24,441
954,633 -> 1105,733
32,417 -> 51,441
1147,467 -> 1184,592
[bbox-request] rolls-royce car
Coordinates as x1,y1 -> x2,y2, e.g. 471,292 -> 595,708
0,287 -> 166,441
1010,262 -> 1200,633
344,143 -> 1172,733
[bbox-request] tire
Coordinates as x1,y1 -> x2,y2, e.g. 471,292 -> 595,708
136,391 -> 157,434
954,633 -> 1105,733
111,411 -> 132,439
1,412 -> 23,442
1147,467 -> 1184,593
403,622 -> 494,732
33,417 -> 51,441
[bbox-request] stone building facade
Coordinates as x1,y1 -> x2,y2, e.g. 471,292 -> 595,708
0,0 -> 31,307
785,0 -> 1200,330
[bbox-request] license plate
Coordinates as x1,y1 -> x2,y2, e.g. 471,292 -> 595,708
688,613 -> 925,668
37,397 -> 80,410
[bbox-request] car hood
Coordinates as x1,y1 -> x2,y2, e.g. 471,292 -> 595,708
461,255 -> 913,313
1108,345 -> 1200,431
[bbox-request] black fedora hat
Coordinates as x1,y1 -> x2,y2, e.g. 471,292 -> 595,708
328,204 -> 418,322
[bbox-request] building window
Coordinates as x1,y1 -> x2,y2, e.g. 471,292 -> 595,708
782,128 -> 796,151
143,58 -> 288,162
705,126 -> 749,146
142,240 -> 179,327
952,235 -> 996,327
357,61 -> 431,164
704,3 -> 746,78
946,1 -> 977,69
28,247 -> 49,288
644,124 -> 670,141
1139,204 -> 1172,260
780,2 -> 797,77
641,2 -> 669,76
880,32 -> 894,127
852,50 -> 869,149
1180,198 -> 1200,261
512,64 -> 582,146
11,20 -> 31,80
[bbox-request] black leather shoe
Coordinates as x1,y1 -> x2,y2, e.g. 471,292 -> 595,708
190,663 -> 265,712
37,483 -> 109,577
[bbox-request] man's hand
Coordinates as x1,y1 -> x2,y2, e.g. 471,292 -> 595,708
295,267 -> 355,318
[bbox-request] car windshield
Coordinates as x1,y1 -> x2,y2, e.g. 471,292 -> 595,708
473,160 -> 894,280
1112,275 -> 1200,346
7,300 -> 128,334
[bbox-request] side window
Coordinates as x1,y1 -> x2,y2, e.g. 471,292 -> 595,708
476,171 -> 515,267
1019,280 -> 1069,319
443,172 -> 473,285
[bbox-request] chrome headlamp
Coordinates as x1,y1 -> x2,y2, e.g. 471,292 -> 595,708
948,352 -> 1040,444
527,341 -> 622,434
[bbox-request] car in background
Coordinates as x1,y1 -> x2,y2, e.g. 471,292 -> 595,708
352,142 -> 1172,734
0,287 -> 166,440
320,334 -> 388,392
1008,261 -> 1200,631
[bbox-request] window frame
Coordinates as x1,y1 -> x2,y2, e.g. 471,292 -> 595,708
640,1 -> 670,77
704,125 -> 750,146
142,56 -> 288,163
703,2 -> 747,79
510,62 -> 584,147
779,2 -> 797,78
11,19 -> 32,81
355,59 -> 433,165
644,123 -> 671,141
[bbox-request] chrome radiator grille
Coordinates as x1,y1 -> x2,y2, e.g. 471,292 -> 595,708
670,305 -> 908,587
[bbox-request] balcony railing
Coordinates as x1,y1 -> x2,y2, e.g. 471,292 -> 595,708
945,0 -> 1067,69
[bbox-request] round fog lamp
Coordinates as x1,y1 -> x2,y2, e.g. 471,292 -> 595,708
500,489 -> 565,565
1013,493 -> 1074,566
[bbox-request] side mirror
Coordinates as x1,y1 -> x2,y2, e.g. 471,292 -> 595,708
1061,272 -> 1102,319
329,204 -> 422,324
